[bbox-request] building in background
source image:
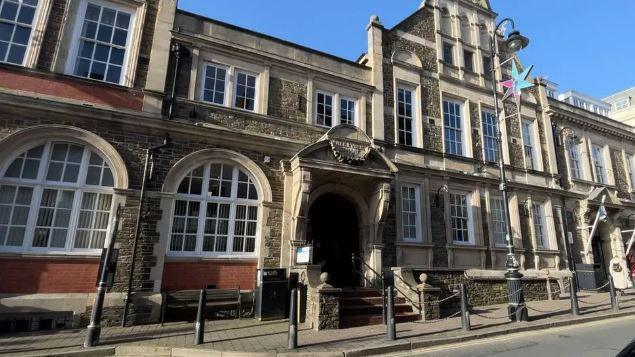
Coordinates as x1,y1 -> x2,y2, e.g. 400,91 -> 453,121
558,90 -> 611,117
605,87 -> 635,126
0,0 -> 634,331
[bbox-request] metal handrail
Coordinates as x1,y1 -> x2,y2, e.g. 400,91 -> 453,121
351,254 -> 422,314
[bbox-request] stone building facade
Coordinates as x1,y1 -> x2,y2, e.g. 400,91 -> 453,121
0,0 -> 633,329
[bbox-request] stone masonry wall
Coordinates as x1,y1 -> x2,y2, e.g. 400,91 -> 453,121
611,149 -> 630,199
470,101 -> 483,161
267,77 -> 307,122
519,203 -> 534,268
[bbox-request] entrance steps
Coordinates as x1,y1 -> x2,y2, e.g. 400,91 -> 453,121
340,288 -> 419,328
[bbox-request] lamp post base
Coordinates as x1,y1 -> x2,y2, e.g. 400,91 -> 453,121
505,270 -> 528,322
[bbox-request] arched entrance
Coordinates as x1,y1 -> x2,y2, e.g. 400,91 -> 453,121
308,193 -> 359,287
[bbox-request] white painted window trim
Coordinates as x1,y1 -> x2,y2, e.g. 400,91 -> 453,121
232,68 -> 259,113
567,138 -> 582,180
442,97 -> 471,158
448,190 -> 474,245
199,62 -> 229,107
590,143 -> 607,184
339,95 -> 358,126
481,108 -> 498,163
0,0 -> 50,67
0,140 -> 118,255
626,152 -> 635,191
489,195 -> 506,247
521,118 -> 537,170
312,89 -> 359,128
63,0 -> 138,86
395,84 -> 417,147
399,183 -> 422,242
166,160 -> 262,259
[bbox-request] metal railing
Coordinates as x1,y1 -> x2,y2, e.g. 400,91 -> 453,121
350,255 -> 422,319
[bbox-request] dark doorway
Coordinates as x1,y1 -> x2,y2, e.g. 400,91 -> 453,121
592,233 -> 608,285
308,193 -> 360,287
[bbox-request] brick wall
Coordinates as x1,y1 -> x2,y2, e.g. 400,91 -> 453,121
0,67 -> 144,110
0,258 -> 99,293
162,260 -> 258,290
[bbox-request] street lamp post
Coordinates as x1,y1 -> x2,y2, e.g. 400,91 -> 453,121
489,18 -> 530,322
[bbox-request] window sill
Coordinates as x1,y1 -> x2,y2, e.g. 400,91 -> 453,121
534,249 -> 560,254
396,241 -> 434,248
0,251 -> 101,259
166,254 -> 258,261
448,244 -> 487,250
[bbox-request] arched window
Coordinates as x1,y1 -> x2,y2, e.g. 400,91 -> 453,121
0,141 -> 116,253
440,7 -> 453,36
169,162 -> 260,257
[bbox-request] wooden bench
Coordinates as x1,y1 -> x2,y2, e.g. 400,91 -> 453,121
160,288 -> 242,324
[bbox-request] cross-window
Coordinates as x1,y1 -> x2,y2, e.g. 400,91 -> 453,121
400,184 -> 421,242
482,110 -> 498,162
531,201 -> 546,249
72,1 -> 132,84
444,100 -> 463,156
490,196 -> 506,246
397,87 -> 414,146
591,144 -> 606,184
567,138 -> 582,180
169,162 -> 260,256
0,141 -> 116,253
0,0 -> 39,65
450,192 -> 472,244
521,119 -> 535,170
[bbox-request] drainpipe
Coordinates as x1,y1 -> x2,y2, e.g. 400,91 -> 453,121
121,134 -> 171,326
167,42 -> 190,120
552,122 -> 579,285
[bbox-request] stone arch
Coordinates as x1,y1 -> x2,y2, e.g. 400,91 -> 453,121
391,50 -> 423,68
0,124 -> 129,189
309,182 -> 370,226
163,148 -> 272,202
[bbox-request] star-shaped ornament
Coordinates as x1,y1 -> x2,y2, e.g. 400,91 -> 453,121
501,60 -> 534,108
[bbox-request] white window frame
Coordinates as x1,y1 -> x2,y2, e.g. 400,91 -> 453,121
167,161 -> 262,258
481,109 -> 498,162
200,62 -> 229,106
626,153 -> 635,191
0,140 -> 117,255
615,98 -> 630,111
396,86 -> 415,146
400,184 -> 421,242
64,0 -> 137,85
232,69 -> 259,113
489,196 -> 506,247
531,201 -> 547,249
521,119 -> 536,170
591,144 -> 606,184
313,90 -> 358,128
339,96 -> 357,126
567,138 -> 582,180
443,99 -> 465,156
0,0 -> 44,66
449,191 -> 473,245
315,90 -> 334,128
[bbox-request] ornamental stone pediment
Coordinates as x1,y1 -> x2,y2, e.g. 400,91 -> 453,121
292,124 -> 397,174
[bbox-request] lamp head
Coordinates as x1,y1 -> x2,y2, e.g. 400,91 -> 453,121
504,29 -> 529,52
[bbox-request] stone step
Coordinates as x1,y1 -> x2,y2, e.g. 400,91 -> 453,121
340,296 -> 406,306
341,303 -> 413,315
340,312 -> 420,328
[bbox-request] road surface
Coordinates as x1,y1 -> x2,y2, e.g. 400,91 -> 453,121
389,315 -> 635,357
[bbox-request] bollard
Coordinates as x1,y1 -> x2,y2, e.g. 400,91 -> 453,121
386,285 -> 396,341
194,289 -> 206,345
569,276 -> 580,316
460,284 -> 471,331
381,272 -> 386,325
609,276 -> 619,312
288,288 -> 298,350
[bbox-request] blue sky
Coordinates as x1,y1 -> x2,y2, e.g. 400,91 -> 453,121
177,0 -> 635,99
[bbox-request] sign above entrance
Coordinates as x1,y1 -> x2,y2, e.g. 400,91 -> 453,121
329,138 -> 372,164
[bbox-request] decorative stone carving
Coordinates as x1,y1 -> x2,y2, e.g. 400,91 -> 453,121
329,138 -> 372,164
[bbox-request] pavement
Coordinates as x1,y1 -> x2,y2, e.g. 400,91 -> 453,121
1,291 -> 634,357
